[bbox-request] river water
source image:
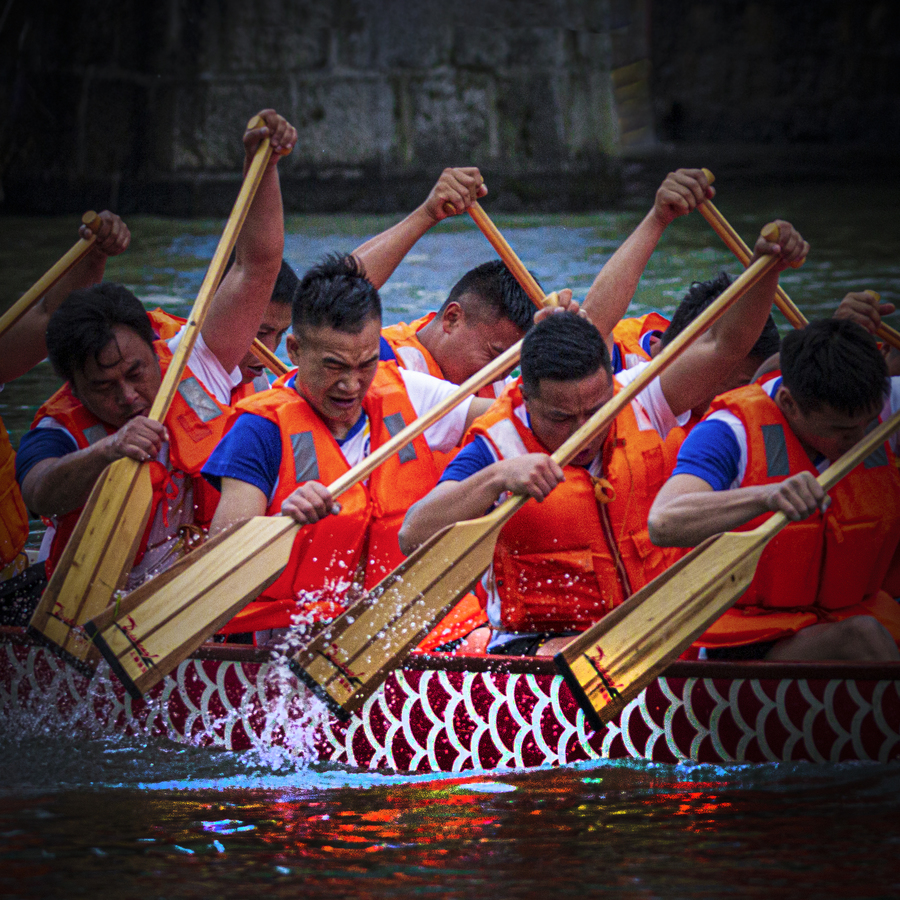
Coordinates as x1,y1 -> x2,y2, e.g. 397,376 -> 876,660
1,176 -> 900,897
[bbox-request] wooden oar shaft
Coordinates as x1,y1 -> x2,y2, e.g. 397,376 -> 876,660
467,202 -> 546,308
0,211 -> 101,339
696,196 -> 808,330
250,338 -> 288,376
148,115 -> 272,422
700,169 -> 900,351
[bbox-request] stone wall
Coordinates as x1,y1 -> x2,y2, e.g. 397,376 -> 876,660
1,0 -> 894,215
0,0 -> 653,214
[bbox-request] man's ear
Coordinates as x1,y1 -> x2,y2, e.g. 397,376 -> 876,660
441,301 -> 463,332
285,332 -> 301,366
775,384 -> 800,420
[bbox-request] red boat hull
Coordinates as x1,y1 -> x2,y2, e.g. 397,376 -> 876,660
1,631 -> 898,772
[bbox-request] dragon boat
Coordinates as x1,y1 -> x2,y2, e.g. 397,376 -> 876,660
1,626 -> 898,772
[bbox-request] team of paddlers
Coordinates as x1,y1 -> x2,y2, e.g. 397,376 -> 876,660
3,107 -> 900,666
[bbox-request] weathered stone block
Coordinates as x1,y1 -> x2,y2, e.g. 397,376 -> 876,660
289,76 -> 396,166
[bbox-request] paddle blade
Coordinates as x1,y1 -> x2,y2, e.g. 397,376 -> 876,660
289,506 -> 509,717
556,529 -> 769,730
84,516 -> 294,698
28,458 -> 153,673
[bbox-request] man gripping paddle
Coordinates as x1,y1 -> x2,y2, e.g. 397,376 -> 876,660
201,254 -> 580,645
648,317 -> 900,662
17,109 -> 297,593
400,221 -> 808,657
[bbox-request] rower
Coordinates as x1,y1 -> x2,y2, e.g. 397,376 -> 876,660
399,221 -> 808,657
15,109 -> 297,593
649,318 -> 900,662
352,167 -> 535,400
200,253 -> 505,646
0,212 -> 130,621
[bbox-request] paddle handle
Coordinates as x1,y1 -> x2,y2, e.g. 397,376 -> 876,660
466,202 -> 550,309
697,173 -> 807,330
0,211 -> 102,340
550,251 -> 781,470
250,338 -> 288,376
148,115 -> 273,422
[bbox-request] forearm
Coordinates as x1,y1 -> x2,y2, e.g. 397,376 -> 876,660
20,444 -> 116,517
582,209 -> 667,342
648,481 -> 773,547
399,468 -> 509,554
209,478 -> 268,537
352,206 -> 436,289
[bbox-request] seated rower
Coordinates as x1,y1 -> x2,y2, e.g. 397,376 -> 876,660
399,218 -> 807,657
353,167 -> 537,397
0,212 -> 129,613
648,318 -> 900,662
202,252 -> 519,645
150,255 -> 299,401
15,109 -> 297,590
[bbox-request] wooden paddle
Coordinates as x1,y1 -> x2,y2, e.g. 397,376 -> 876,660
699,168 -> 900,350
0,211 -> 102,339
83,327 -> 547,698
83,201 -> 556,697
29,115 -> 274,673
250,338 -> 289,377
556,405 -> 900,731
289,249 -> 783,717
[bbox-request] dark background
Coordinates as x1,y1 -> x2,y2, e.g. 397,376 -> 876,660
1,0 -> 897,214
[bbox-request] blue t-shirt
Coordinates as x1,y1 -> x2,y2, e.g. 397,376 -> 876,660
439,436 -> 497,483
16,428 -> 79,486
670,419 -> 742,491
202,375 -> 368,502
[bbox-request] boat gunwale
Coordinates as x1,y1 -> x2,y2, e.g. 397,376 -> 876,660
2,626 -> 899,683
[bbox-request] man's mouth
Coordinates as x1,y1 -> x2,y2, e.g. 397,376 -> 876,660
328,395 -> 358,410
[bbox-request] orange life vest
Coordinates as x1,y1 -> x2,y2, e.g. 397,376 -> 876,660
32,340 -> 229,575
698,384 -> 900,647
467,380 -> 686,632
0,417 -> 29,570
382,313 -> 508,401
222,362 -> 441,632
147,307 -> 269,402
611,312 -> 669,370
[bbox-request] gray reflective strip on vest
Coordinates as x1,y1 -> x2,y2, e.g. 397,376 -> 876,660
864,419 -> 888,469
83,424 -> 108,445
251,374 -> 270,393
383,412 -> 417,463
291,431 -> 319,483
761,423 -> 790,477
177,377 -> 224,423
485,418 -> 529,460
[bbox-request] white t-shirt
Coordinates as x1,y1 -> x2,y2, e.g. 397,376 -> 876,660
36,329 -> 241,587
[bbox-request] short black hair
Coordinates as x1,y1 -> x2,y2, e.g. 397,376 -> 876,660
272,258 -> 299,306
521,313 -> 610,396
442,260 -> 537,333
781,318 -> 888,415
292,253 -> 381,336
223,251 -> 298,306
47,283 -> 156,384
660,271 -> 781,361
